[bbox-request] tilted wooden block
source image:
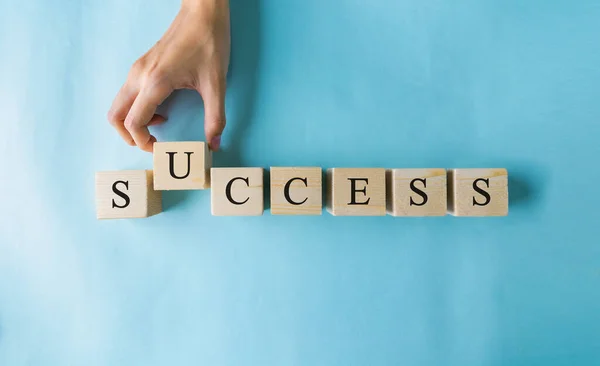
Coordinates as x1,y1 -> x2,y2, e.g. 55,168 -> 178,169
326,168 -> 386,216
270,167 -> 322,215
386,168 -> 447,216
447,168 -> 509,216
211,168 -> 264,216
95,170 -> 162,219
153,141 -> 211,190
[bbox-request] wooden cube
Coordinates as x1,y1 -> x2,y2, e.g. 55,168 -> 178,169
153,141 -> 211,190
211,168 -> 264,216
447,168 -> 509,216
386,168 -> 447,216
95,170 -> 161,219
326,168 -> 386,216
270,167 -> 322,215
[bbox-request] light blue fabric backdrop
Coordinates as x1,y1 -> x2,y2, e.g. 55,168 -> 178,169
1,0 -> 599,365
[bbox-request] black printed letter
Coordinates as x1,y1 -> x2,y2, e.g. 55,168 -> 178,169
409,178 -> 428,206
112,181 -> 130,208
348,178 -> 370,205
284,177 -> 308,205
226,177 -> 250,205
472,178 -> 491,206
167,152 -> 194,179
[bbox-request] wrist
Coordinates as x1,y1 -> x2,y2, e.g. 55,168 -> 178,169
182,0 -> 228,12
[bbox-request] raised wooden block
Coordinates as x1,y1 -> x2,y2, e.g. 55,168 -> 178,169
270,167 -> 322,215
153,141 -> 211,190
95,170 -> 161,219
211,168 -> 264,216
447,168 -> 508,216
326,168 -> 386,216
386,168 -> 447,216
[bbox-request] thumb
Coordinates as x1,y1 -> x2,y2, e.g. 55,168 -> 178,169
200,86 -> 226,151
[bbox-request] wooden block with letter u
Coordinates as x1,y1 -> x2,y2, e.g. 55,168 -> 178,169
386,168 -> 447,216
447,168 -> 509,216
95,170 -> 162,219
270,167 -> 322,215
211,168 -> 264,216
153,141 -> 211,190
326,168 -> 386,216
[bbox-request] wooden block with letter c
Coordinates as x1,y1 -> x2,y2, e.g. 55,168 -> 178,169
211,168 -> 264,216
270,167 -> 322,215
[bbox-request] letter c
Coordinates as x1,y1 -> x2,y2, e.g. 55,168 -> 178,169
284,177 -> 308,205
226,177 -> 250,205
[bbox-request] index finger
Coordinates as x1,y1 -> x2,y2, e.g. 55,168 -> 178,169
124,86 -> 170,152
108,83 -> 137,146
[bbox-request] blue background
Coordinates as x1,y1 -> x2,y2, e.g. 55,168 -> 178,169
1,0 -> 599,365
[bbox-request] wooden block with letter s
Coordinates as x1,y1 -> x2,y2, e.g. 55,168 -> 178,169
386,168 -> 447,216
95,170 -> 162,219
211,167 -> 264,216
153,141 -> 211,190
270,167 -> 322,215
326,168 -> 386,216
447,168 -> 509,216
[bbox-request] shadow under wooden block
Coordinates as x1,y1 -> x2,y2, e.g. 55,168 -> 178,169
326,168 -> 386,216
447,168 -> 508,216
95,170 -> 162,219
211,168 -> 264,216
270,167 -> 322,215
153,141 -> 211,190
386,168 -> 447,216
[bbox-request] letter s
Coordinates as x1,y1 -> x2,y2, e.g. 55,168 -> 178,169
409,178 -> 428,206
472,178 -> 491,206
112,180 -> 130,208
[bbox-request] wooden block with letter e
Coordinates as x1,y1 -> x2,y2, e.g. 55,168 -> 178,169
386,168 -> 447,216
95,170 -> 162,219
153,141 -> 211,190
326,168 -> 386,216
211,168 -> 264,216
447,168 -> 509,216
270,167 -> 322,215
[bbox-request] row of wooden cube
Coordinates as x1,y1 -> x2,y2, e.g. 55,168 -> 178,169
96,141 -> 508,219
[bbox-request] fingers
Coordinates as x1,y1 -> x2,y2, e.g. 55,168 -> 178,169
148,114 -> 167,126
124,85 -> 171,152
200,84 -> 226,151
108,84 -> 137,146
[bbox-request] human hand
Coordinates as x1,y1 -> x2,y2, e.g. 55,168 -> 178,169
108,0 -> 230,152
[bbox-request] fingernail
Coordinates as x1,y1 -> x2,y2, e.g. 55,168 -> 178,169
210,135 -> 221,151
